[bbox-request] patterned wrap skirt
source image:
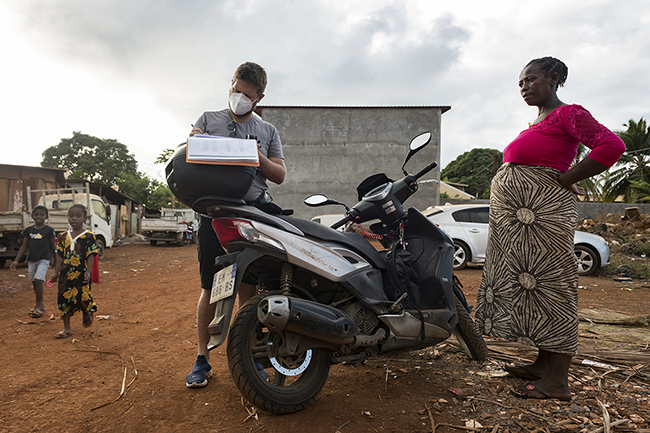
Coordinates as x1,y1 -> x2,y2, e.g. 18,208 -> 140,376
475,163 -> 579,356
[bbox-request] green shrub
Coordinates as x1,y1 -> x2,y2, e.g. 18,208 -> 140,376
630,240 -> 650,256
605,255 -> 650,280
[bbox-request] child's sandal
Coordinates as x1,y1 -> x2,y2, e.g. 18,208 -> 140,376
28,309 -> 44,318
83,312 -> 94,328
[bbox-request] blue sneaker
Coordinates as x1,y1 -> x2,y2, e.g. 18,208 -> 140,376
186,355 -> 212,388
255,361 -> 269,381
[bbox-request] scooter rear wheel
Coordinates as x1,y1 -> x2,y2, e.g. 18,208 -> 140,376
227,292 -> 331,414
452,293 -> 488,361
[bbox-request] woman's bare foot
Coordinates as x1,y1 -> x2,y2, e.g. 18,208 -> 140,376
504,364 -> 545,380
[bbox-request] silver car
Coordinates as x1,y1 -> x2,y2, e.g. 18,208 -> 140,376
423,204 -> 610,276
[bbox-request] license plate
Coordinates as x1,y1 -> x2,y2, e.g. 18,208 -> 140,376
210,264 -> 237,304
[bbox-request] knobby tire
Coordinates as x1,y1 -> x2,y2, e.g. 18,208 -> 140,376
452,292 -> 488,361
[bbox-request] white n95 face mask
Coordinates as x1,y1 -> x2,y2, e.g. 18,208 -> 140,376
229,92 -> 256,116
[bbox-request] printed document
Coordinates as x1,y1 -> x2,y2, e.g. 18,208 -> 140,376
186,135 -> 260,166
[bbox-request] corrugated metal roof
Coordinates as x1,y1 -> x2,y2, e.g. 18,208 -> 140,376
0,163 -> 67,172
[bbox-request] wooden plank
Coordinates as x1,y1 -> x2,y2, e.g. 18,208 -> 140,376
0,178 -> 9,212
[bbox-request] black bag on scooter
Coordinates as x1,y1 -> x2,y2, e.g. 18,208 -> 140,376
383,242 -> 421,310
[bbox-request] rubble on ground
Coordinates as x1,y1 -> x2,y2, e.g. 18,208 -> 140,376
114,233 -> 149,246
375,316 -> 650,432
578,212 -> 650,279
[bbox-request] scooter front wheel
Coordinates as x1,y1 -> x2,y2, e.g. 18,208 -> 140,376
227,292 -> 331,414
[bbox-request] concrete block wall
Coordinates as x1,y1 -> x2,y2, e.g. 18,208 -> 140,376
259,106 -> 448,219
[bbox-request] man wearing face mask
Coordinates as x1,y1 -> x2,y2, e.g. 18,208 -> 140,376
185,62 -> 286,388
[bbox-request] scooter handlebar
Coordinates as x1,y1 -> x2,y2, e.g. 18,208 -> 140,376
331,216 -> 352,230
413,161 -> 438,180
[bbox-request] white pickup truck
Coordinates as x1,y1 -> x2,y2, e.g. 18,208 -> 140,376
0,185 -> 113,267
141,208 -> 197,246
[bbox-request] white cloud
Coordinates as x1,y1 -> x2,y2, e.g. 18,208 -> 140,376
0,0 -> 648,181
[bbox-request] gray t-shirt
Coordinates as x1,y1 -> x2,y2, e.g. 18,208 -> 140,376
194,108 -> 284,202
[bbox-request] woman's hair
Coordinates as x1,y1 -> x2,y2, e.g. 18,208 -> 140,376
68,204 -> 87,218
32,205 -> 49,217
526,57 -> 568,88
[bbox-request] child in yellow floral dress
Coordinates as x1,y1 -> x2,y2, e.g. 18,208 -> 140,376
50,204 -> 98,339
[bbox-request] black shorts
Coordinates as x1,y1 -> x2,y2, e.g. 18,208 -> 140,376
197,198 -> 288,290
197,215 -> 226,290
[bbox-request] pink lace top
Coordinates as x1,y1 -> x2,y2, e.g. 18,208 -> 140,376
503,104 -> 625,172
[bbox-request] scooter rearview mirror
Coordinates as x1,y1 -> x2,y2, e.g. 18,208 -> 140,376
402,131 -> 433,175
304,194 -> 331,206
409,132 -> 432,151
304,194 -> 350,211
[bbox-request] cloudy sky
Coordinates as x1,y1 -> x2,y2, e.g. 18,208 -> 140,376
1,0 -> 648,182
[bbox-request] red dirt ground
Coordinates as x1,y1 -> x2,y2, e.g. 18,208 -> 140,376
1,243 -> 648,433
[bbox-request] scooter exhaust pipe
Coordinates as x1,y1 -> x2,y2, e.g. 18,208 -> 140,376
257,295 -> 358,344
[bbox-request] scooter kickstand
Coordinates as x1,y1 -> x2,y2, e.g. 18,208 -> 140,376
389,292 -> 409,312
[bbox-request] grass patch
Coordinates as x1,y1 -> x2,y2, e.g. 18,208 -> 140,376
628,239 -> 650,256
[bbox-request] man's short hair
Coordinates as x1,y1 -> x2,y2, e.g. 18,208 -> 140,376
233,62 -> 267,96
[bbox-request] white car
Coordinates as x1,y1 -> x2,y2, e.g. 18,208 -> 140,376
423,204 -> 610,276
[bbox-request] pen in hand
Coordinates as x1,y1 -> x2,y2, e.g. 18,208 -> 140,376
190,124 -> 206,137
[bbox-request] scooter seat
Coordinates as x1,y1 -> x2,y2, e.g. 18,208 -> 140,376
277,216 -> 386,269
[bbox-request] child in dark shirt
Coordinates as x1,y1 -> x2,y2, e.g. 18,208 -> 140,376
10,206 -> 56,318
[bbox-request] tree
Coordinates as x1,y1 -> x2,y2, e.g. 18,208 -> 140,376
441,148 -> 503,199
112,172 -> 182,210
152,148 -> 185,209
629,179 -> 650,203
155,148 -> 176,165
601,118 -> 650,202
41,132 -> 138,184
114,172 -> 153,205
147,183 -> 179,209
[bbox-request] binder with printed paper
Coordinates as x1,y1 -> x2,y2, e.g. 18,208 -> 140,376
186,135 -> 260,166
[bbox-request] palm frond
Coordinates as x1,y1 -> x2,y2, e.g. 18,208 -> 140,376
601,117 -> 650,201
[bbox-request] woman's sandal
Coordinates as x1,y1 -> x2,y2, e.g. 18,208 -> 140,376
55,331 -> 71,339
510,383 -> 571,402
504,364 -> 544,381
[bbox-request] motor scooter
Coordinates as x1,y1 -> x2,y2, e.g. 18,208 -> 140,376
167,131 -> 487,414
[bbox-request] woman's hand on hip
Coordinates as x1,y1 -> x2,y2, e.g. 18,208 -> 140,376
558,173 -> 586,195
568,183 -> 586,195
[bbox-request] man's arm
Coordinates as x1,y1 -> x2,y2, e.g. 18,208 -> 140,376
258,154 -> 286,185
